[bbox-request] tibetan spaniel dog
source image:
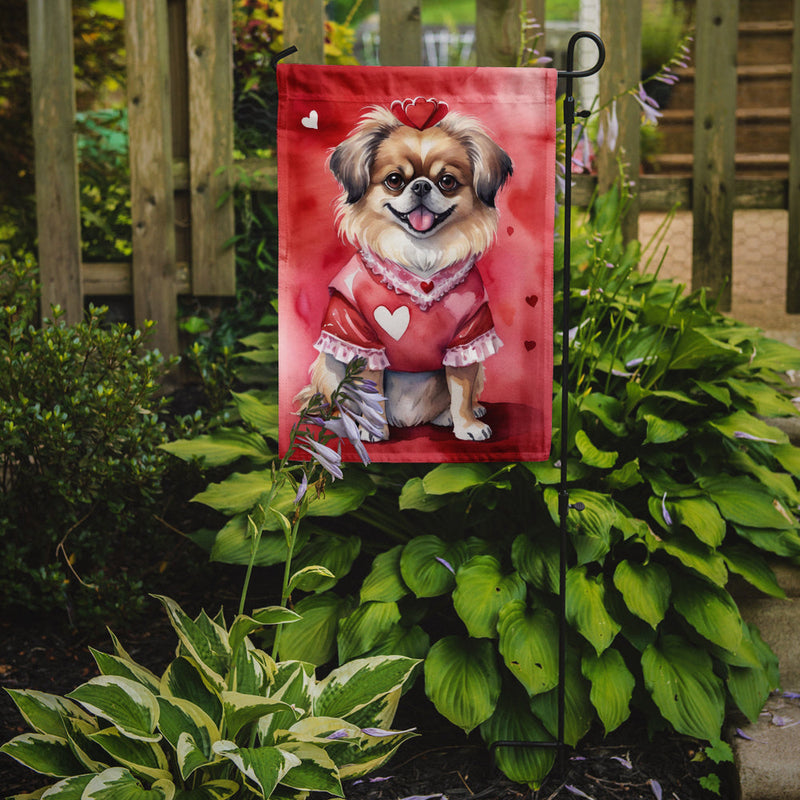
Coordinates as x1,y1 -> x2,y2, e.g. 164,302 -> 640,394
297,98 -> 513,442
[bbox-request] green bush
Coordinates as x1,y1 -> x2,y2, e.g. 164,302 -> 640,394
0,253 -> 175,623
165,184 -> 800,788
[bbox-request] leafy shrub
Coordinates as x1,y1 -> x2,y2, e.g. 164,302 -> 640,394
165,185 -> 800,788
0,253 -> 175,623
1,595 -> 419,798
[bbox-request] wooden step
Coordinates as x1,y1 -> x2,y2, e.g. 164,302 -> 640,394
648,152 -> 789,178
738,0 -> 794,22
738,20 -> 794,66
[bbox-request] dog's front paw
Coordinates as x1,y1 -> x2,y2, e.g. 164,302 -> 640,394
454,421 -> 492,441
360,424 -> 389,442
473,404 -> 487,419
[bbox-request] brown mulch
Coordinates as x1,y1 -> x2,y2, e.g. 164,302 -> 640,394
0,588 -> 732,800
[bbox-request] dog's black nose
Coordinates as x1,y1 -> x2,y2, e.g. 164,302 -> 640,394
411,179 -> 432,197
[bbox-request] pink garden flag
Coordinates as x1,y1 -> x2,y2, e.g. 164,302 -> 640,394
277,64 -> 557,463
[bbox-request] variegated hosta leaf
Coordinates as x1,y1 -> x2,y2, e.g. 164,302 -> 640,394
160,657 -> 222,727
336,601 -> 401,663
4,689 -> 94,737
88,727 -> 171,782
39,773 -> 94,798
359,545 -> 409,603
0,732 -> 85,777
581,649 -> 635,735
452,556 -> 526,639
156,696 -> 219,777
496,601 -> 559,696
61,716 -> 107,773
212,741 -> 300,798
221,691 -> 299,740
171,779 -> 240,799
228,610 -> 299,658
154,596 -> 231,690
312,656 -> 420,721
480,681 -> 555,790
258,662 -> 315,745
81,767 -> 175,799
230,640 -> 276,696
671,574 -> 744,653
565,566 -> 621,655
612,560 -> 671,629
334,726 -> 418,781
90,649 -> 161,694
424,636 -> 501,734
275,741 -> 343,796
641,634 -> 725,741
528,649 -> 594,747
66,676 -> 160,742
176,732 -> 216,783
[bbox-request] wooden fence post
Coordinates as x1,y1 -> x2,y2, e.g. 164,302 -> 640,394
187,0 -> 235,295
692,0 -> 738,311
379,0 -> 421,66
475,0 -> 539,67
787,0 -> 800,313
28,0 -> 83,324
284,0 -> 325,64
126,0 -> 179,355
597,0 -> 641,244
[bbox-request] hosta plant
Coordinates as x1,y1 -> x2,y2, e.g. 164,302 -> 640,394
0,595 -> 419,800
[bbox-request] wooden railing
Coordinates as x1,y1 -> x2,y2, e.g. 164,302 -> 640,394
27,0 -> 799,355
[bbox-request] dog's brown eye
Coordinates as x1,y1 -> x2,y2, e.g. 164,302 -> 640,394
438,174 -> 458,192
384,172 -> 405,191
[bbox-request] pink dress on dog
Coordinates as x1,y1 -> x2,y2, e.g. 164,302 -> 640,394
313,250 -> 503,373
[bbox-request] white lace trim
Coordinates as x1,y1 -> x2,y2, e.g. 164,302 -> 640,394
442,328 -> 504,367
360,250 -> 477,311
314,331 -> 390,371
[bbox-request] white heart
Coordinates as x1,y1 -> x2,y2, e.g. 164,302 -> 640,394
301,110 -> 318,129
373,305 -> 410,341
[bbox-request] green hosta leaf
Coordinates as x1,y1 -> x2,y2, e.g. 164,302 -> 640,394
452,556 -> 526,639
544,488 -> 617,539
208,515 -> 301,567
480,681 -> 555,789
277,592 -> 351,665
511,534 -> 559,593
649,529 -> 728,586
88,727 -> 170,782
581,649 -> 635,734
337,601 -> 402,662
399,536 -> 468,598
160,428 -> 272,467
221,692 -> 297,740
424,636 -> 501,733
668,328 -> 743,371
160,658 -> 222,727
276,741 -> 343,796
708,410 -> 788,445
748,337 -> 800,371
4,690 -> 93,737
725,378 -> 799,417
721,543 -> 786,598
566,566 -> 621,655
497,601 -> 558,696
67,676 -> 160,742
580,392 -> 627,436
672,575 -> 743,653
523,458 -> 590,485
693,380 -> 732,407
733,524 -> 800,558
669,496 -> 726,547
528,650 -> 593,747
155,597 -> 231,690
314,656 -> 420,721
700,474 -> 797,530
575,429 -> 618,468
362,624 -> 430,660
291,535 -> 361,592
772,443 -> 800,477
228,609 -> 299,656
288,565 -> 336,594
643,414 -> 688,444
642,634 -> 725,741
0,733 -> 85,777
82,768 -> 174,799
173,780 -> 239,800
212,741 -> 299,797
231,391 -> 279,437
421,463 -> 494,494
727,663 -> 773,723
90,650 -> 161,694
612,560 -> 670,629
398,477 -> 451,512
360,545 -> 409,603
606,459 -> 644,491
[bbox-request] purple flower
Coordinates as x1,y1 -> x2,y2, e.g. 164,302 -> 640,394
611,755 -> 632,769
362,726 -> 416,737
649,779 -> 663,800
293,472 -> 308,505
735,727 -> 755,741
565,786 -> 595,799
597,100 -> 619,153
296,435 -> 343,480
633,84 -> 662,125
734,431 -> 779,444
435,556 -> 455,574
661,492 -> 673,526
323,403 -> 371,465
326,729 -> 350,740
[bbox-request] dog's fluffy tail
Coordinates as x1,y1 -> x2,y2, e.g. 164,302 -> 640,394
293,353 -> 346,410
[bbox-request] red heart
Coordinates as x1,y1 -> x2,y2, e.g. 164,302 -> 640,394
507,226 -> 515,236
525,295 -> 539,308
525,340 -> 537,351
420,281 -> 434,293
390,97 -> 449,130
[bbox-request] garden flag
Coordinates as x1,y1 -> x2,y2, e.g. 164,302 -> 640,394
278,64 -> 557,462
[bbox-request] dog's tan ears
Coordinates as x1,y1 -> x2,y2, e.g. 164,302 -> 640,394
469,132 -> 514,208
329,121 -> 395,204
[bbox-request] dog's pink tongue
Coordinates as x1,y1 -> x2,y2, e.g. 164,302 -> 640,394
408,206 -> 435,232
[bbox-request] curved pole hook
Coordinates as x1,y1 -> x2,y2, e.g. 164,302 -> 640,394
558,31 -> 606,80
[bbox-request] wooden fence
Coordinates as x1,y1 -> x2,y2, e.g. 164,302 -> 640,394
27,0 -> 800,355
